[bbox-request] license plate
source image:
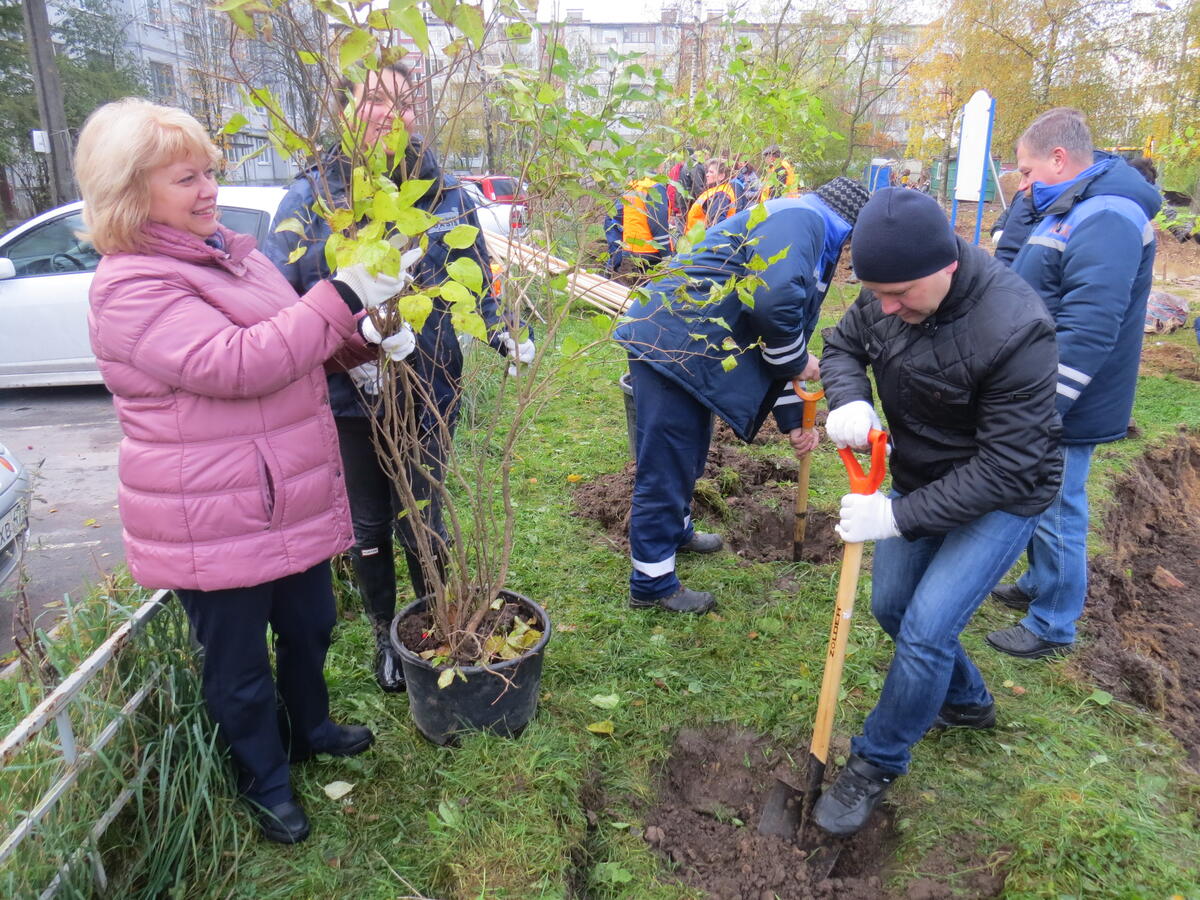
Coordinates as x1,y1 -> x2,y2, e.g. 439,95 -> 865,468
0,497 -> 28,549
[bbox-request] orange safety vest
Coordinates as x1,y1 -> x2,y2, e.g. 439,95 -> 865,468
686,183 -> 737,233
621,177 -> 661,255
759,158 -> 798,201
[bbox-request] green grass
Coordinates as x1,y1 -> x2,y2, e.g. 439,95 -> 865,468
5,309 -> 1199,898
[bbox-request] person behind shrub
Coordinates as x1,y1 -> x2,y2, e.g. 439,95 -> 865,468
75,98 -> 414,844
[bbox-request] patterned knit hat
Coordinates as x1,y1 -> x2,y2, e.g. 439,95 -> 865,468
813,176 -> 871,227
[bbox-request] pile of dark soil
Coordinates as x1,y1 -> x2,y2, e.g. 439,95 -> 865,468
1082,428 -> 1200,766
572,422 -> 841,566
642,726 -> 1001,900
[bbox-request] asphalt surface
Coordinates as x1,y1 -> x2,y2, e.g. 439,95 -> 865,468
0,385 -> 123,657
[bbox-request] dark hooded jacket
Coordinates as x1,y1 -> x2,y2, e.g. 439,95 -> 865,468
613,195 -> 851,441
1011,152 -> 1161,445
264,144 -> 500,418
822,238 -> 1063,539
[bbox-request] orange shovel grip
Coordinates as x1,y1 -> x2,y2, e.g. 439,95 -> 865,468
791,380 -> 825,430
837,428 -> 888,495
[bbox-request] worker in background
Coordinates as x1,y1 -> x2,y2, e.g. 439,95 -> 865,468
604,175 -> 673,275
685,159 -> 738,234
760,144 -> 798,199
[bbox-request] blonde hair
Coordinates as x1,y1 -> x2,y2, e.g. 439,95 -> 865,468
74,98 -> 222,254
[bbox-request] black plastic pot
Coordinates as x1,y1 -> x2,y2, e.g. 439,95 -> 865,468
389,590 -> 551,746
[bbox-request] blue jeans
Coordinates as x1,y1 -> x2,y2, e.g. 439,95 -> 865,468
851,505 -> 1038,775
1016,443 -> 1095,644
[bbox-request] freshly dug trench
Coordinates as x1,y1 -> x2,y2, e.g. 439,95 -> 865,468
1080,428 -> 1200,765
572,426 -> 841,566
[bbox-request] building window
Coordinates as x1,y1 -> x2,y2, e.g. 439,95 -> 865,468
149,62 -> 175,101
146,0 -> 164,26
625,27 -> 653,43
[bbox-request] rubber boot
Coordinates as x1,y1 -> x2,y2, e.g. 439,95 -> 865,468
349,543 -> 405,693
403,547 -> 446,602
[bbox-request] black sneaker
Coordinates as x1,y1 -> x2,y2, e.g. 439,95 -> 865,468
986,624 -> 1073,659
930,701 -> 996,730
293,723 -> 376,762
990,583 -> 1033,611
678,532 -> 724,553
251,799 -> 310,844
812,754 -> 898,837
629,586 -> 716,614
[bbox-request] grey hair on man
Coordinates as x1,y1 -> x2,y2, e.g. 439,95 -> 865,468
1018,107 -> 1093,164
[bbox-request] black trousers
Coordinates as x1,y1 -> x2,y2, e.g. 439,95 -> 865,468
176,561 -> 338,807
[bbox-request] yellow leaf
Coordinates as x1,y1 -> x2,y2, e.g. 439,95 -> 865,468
437,668 -> 455,689
566,474 -> 582,482
587,720 -> 615,735
82,518 -> 97,527
286,246 -> 306,265
323,780 -> 354,800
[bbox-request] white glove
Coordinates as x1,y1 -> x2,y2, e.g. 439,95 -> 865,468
836,491 -> 901,543
991,229 -> 1003,246
334,246 -> 423,311
500,331 -> 535,377
347,362 -> 381,396
360,317 -> 417,362
825,400 -> 882,449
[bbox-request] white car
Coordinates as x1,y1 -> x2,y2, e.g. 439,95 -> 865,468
0,186 -> 286,389
459,179 -> 528,238
0,440 -> 30,589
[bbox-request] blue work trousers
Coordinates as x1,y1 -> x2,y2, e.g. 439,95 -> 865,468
851,504 -> 1038,774
627,358 -> 712,600
1017,442 -> 1095,644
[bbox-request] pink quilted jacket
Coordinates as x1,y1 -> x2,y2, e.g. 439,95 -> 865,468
89,222 -> 369,592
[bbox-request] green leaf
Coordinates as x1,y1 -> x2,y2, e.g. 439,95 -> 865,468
443,224 -> 480,249
746,202 -> 768,229
273,217 -> 306,237
221,113 -> 249,135
451,308 -> 488,342
721,355 -> 738,372
297,50 -> 321,65
429,0 -> 454,19
398,293 -> 433,333
447,257 -> 483,294
393,207 -> 439,236
589,693 -> 620,709
586,720 -> 615,735
436,799 -> 461,827
398,178 -> 436,206
440,280 -> 473,307
286,246 -> 306,265
1087,689 -> 1113,707
437,667 -> 455,689
505,21 -> 532,42
451,3 -> 485,48
536,83 -> 558,104
338,28 -> 376,71
594,862 -> 633,884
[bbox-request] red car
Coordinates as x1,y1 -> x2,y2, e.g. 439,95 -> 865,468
461,174 -> 525,204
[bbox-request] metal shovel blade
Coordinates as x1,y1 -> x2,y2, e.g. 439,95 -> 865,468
757,777 -> 803,840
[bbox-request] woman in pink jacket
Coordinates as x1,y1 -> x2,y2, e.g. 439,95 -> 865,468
74,99 -> 412,844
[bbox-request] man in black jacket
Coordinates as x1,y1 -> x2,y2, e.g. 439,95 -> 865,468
812,189 -> 1062,836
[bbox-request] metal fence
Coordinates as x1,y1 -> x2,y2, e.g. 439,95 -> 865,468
0,589 -> 171,898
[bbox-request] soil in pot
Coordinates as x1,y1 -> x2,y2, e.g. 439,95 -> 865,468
573,421 -> 841,566
390,591 -> 550,746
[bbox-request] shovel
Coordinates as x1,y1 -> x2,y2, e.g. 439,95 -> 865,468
790,381 -> 825,562
758,428 -> 889,878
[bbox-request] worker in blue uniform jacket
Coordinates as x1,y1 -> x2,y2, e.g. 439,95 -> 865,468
612,176 -> 871,613
985,108 -> 1161,659
603,176 -> 673,275
265,62 -> 531,693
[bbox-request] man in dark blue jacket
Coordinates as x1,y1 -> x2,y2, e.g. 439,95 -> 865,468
986,108 -> 1161,659
612,177 -> 870,612
265,63 -> 527,692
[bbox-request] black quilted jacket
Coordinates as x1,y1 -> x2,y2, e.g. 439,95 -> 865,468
821,238 -> 1063,538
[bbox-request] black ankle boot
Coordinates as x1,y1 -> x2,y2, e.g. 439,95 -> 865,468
373,624 -> 406,693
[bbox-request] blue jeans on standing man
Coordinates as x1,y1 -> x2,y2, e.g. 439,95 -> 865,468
1015,443 -> 1095,645
851,503 -> 1039,775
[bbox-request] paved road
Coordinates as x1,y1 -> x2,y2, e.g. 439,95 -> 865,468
1,385 -> 123,656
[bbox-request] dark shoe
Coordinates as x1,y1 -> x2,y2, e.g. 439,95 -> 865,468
679,531 -> 724,553
930,701 -> 996,730
990,583 -> 1033,611
812,754 -> 898,837
629,586 -> 716,614
252,799 -> 310,844
374,631 -> 406,693
289,723 -> 375,763
986,624 -> 1073,659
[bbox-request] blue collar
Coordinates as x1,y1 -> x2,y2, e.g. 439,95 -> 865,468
1030,157 -> 1112,211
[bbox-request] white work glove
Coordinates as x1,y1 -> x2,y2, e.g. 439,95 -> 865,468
500,331 -> 535,377
991,229 -> 1003,246
347,362 -> 382,396
360,317 -> 417,362
825,400 -> 882,449
333,247 -> 422,310
836,491 -> 901,543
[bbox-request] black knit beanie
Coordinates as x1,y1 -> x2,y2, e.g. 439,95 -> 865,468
813,176 -> 871,227
851,188 -> 958,283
